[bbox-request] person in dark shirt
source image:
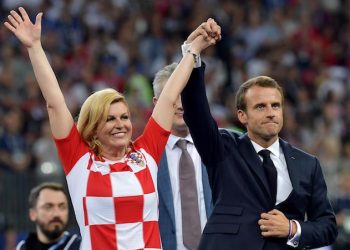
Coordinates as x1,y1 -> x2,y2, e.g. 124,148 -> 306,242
16,182 -> 81,250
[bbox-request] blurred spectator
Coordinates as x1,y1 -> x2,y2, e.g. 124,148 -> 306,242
32,120 -> 64,183
332,171 -> 350,250
16,182 -> 81,250
0,218 -> 17,250
0,108 -> 33,172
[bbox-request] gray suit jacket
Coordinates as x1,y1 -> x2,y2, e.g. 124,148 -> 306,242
158,151 -> 212,250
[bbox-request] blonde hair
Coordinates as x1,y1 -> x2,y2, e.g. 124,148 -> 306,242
77,88 -> 128,155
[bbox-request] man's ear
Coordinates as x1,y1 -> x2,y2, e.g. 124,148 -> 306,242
237,109 -> 247,126
152,97 -> 158,106
29,208 -> 37,222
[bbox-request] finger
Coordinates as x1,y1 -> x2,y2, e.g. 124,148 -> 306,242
260,224 -> 270,233
260,213 -> 269,219
10,10 -> 23,23
214,35 -> 221,42
212,25 -> 221,37
7,15 -> 19,28
209,37 -> 216,45
4,22 -> 16,33
207,17 -> 216,24
208,19 -> 218,31
208,18 -> 219,35
35,12 -> 43,26
261,230 -> 273,237
201,21 -> 213,34
198,22 -> 207,32
258,219 -> 265,225
268,209 -> 282,215
198,29 -> 209,40
18,7 -> 30,21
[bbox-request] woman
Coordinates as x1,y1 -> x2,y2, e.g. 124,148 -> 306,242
5,7 -> 220,249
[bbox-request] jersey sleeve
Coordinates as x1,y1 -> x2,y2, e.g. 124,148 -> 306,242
54,124 -> 89,175
133,117 -> 170,164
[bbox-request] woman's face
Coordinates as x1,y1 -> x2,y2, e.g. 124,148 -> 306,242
96,102 -> 132,154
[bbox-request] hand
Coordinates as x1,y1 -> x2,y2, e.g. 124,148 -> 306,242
4,7 -> 43,48
188,18 -> 221,54
258,209 -> 292,238
186,18 -> 222,44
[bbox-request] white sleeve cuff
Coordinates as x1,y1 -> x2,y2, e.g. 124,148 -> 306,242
181,42 -> 202,68
286,220 -> 301,248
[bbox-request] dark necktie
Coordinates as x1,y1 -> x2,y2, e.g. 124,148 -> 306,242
177,139 -> 201,250
259,149 -> 278,205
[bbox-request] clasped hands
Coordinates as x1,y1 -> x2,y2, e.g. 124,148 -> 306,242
185,18 -> 222,55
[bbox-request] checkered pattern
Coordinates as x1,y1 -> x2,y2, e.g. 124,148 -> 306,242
55,118 -> 170,250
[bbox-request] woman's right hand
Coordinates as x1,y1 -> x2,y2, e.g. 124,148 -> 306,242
4,7 -> 42,48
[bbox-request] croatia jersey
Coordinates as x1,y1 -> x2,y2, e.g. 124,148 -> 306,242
54,117 -> 170,250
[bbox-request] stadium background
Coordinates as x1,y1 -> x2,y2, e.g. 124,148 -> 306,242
0,0 -> 350,249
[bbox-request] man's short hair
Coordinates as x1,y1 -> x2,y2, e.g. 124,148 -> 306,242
152,63 -> 178,98
235,76 -> 284,111
28,182 -> 68,209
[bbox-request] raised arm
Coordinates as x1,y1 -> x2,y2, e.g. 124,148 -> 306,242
4,7 -> 73,139
181,20 -> 225,167
152,18 -> 221,131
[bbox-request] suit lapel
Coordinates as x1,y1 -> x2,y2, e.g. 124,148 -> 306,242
279,139 -> 298,190
237,134 -> 272,200
201,163 -> 213,217
157,152 -> 176,228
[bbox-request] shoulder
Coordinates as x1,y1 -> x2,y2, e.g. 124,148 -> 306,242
280,138 -> 319,163
219,128 -> 244,141
65,233 -> 82,249
68,232 -> 82,241
15,240 -> 26,250
281,139 -> 312,155
16,232 -> 38,250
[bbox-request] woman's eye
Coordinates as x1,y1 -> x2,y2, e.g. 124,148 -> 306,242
106,116 -> 115,122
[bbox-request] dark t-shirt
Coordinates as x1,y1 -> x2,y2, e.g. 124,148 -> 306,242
26,237 -> 56,250
18,232 -> 81,250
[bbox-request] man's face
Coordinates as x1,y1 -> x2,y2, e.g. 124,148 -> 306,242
153,80 -> 189,137
237,86 -> 283,146
172,96 -> 189,136
30,189 -> 69,241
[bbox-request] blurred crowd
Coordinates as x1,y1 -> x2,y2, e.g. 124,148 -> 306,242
1,0 -> 350,249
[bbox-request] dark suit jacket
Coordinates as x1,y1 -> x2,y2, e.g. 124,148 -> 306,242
158,151 -> 213,250
181,65 -> 337,250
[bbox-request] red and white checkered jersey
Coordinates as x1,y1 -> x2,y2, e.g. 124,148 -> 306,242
54,117 -> 170,250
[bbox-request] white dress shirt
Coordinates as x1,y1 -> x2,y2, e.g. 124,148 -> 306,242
181,42 -> 201,68
165,134 -> 207,250
251,139 -> 301,247
251,139 -> 293,204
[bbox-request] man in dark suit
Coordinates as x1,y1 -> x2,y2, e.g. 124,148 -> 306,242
180,19 -> 337,250
153,63 -> 212,250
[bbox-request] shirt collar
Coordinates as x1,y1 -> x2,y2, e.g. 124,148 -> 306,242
251,138 -> 280,158
168,134 -> 193,150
